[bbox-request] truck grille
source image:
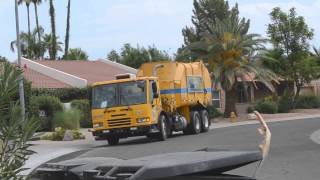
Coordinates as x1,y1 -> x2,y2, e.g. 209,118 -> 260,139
108,118 -> 131,127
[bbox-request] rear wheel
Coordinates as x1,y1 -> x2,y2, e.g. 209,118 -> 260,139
200,110 -> 210,132
158,114 -> 169,141
107,137 -> 119,146
188,111 -> 201,134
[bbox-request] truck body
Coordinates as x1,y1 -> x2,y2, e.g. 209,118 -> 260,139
91,61 -> 212,145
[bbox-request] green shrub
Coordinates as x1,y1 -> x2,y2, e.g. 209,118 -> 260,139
31,87 -> 91,103
53,109 -> 81,130
247,106 -> 254,113
29,95 -> 64,131
278,91 -> 293,113
295,95 -> 320,109
71,99 -> 92,128
207,106 -> 223,118
41,127 -> 85,141
254,100 -> 278,114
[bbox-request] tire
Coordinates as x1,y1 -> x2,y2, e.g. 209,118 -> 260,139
158,114 -> 169,141
189,111 -> 201,134
107,137 -> 119,146
200,110 -> 210,132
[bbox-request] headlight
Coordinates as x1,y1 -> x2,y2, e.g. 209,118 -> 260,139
136,118 -> 149,123
93,122 -> 103,128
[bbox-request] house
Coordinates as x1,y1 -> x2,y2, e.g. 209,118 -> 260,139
21,58 -> 137,89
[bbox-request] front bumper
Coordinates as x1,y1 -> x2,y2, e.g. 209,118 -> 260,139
92,125 -> 159,139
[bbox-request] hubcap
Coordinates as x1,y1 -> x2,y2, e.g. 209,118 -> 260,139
161,118 -> 167,137
204,115 -> 209,128
195,116 -> 200,130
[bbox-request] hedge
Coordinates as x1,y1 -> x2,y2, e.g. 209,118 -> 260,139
295,95 -> 320,109
31,87 -> 91,103
71,99 -> 92,128
29,95 -> 64,131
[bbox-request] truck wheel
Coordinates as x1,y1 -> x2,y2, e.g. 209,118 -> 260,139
107,137 -> 119,146
200,110 -> 210,132
158,114 -> 169,141
190,111 -> 201,134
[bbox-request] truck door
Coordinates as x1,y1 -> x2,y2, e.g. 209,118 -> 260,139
150,80 -> 161,124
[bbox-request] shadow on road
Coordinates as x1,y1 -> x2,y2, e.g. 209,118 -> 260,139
95,133 -> 186,148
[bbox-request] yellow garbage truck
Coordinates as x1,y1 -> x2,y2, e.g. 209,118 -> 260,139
91,61 -> 212,145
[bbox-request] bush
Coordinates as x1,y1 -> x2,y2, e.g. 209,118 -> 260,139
53,109 -> 81,130
278,91 -> 293,113
254,100 -> 278,114
71,99 -> 92,128
31,87 -> 91,103
247,106 -> 254,113
29,95 -> 64,131
295,95 -> 320,109
41,127 -> 85,141
207,106 -> 223,118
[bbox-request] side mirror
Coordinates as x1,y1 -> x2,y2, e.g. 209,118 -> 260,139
152,82 -> 159,99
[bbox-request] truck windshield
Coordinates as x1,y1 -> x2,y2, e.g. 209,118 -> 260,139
92,80 -> 146,109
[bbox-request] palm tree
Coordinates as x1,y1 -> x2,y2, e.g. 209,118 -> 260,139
64,0 -> 71,58
10,27 -> 46,59
18,0 -> 32,58
64,48 -> 88,60
186,14 -> 278,117
32,0 -> 42,43
43,34 -> 62,59
47,0 -> 57,60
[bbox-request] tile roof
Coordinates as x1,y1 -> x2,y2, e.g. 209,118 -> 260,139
33,60 -> 131,84
23,67 -> 72,89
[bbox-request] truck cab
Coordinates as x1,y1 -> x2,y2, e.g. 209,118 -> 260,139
91,75 -> 163,145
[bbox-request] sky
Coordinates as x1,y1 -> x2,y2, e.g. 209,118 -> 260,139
0,0 -> 320,61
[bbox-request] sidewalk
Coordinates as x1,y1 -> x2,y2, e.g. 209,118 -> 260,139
22,109 -> 320,176
21,129 -> 106,176
213,109 -> 320,128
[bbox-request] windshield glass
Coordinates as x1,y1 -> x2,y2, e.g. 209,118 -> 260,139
92,84 -> 117,109
119,81 -> 146,106
92,80 -> 146,109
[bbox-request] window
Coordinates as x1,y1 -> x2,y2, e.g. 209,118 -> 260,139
212,90 -> 220,108
187,76 -> 204,92
149,80 -> 154,103
119,80 -> 147,106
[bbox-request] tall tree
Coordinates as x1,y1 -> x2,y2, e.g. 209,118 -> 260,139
43,34 -> 62,59
64,0 -> 71,58
267,7 -> 314,102
107,49 -> 121,62
119,44 -> 170,68
11,27 -> 46,59
176,0 -> 234,61
18,0 -> 32,58
184,0 -> 278,117
32,0 -> 42,43
47,0 -> 57,60
64,48 -> 88,60
0,56 -> 7,62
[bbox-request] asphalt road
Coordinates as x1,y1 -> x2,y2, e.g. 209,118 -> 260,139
66,118 -> 320,180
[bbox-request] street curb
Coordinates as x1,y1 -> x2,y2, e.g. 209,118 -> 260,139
211,115 -> 320,129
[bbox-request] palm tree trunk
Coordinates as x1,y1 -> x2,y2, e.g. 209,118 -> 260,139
34,3 -> 41,43
27,4 -> 31,58
64,0 -> 71,58
49,0 -> 57,60
224,84 -> 238,118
